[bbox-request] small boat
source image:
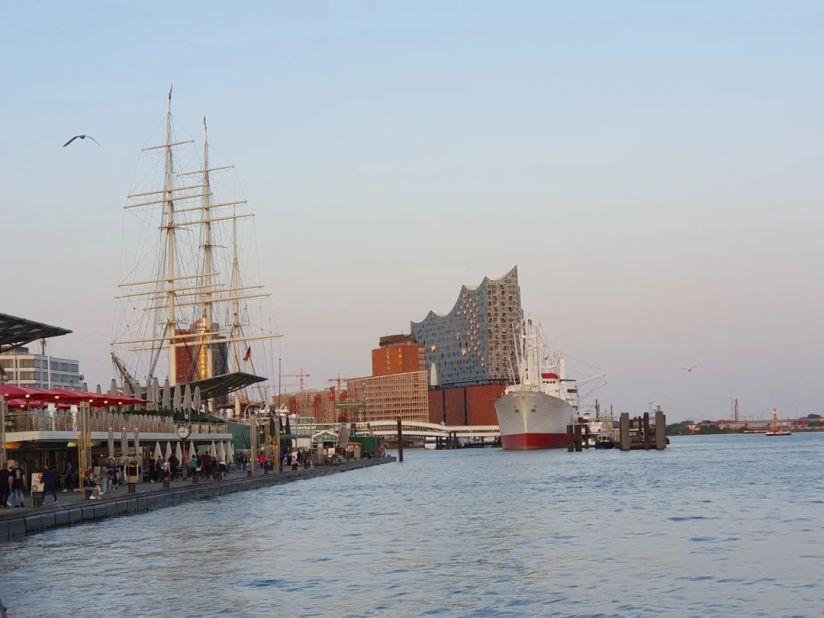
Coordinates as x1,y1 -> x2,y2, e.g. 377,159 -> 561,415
593,436 -> 615,449
765,407 -> 792,436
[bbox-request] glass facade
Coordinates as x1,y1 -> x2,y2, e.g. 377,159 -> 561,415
411,267 -> 523,388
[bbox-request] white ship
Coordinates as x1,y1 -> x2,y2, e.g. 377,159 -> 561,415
495,319 -> 579,449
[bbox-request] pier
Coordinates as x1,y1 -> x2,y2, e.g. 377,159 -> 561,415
0,457 -> 393,544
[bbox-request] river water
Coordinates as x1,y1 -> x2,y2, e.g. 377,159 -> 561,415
1,433 -> 822,617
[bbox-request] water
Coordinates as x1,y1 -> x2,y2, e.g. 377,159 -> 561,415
1,434 -> 822,617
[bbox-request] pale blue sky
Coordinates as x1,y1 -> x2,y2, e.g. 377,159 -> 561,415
2,1 -> 823,420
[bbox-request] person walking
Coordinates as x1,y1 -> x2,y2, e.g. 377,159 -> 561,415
10,463 -> 26,507
189,453 -> 198,480
42,464 -> 57,503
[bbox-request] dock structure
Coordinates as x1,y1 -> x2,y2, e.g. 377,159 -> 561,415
0,457 -> 393,545
618,408 -> 667,451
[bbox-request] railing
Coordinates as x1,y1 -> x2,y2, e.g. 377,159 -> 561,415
5,409 -> 228,435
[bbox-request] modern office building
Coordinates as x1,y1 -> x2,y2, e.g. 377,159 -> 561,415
0,346 -> 83,390
410,266 -> 523,388
346,370 -> 429,423
174,319 -> 230,384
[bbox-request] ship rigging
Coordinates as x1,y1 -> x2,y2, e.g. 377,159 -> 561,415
111,92 -> 280,415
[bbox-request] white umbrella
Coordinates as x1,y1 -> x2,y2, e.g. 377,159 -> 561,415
188,440 -> 196,461
172,385 -> 182,412
120,428 -> 128,460
154,441 -> 162,461
165,441 -> 172,461
183,384 -> 192,411
209,441 -> 216,457
162,379 -> 171,410
134,429 -> 141,461
226,440 -> 234,463
175,441 -> 183,464
217,441 -> 226,462
96,384 -> 103,395
152,378 -> 161,409
193,386 -> 202,412
108,427 -> 115,459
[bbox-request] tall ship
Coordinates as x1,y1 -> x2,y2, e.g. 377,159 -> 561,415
495,319 -> 578,449
110,91 -> 279,416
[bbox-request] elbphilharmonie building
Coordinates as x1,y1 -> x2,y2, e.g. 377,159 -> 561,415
411,266 -> 523,390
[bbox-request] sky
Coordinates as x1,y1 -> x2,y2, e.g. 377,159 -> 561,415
2,1 -> 823,421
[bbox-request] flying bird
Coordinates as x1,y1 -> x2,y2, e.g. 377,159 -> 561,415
63,134 -> 100,147
682,365 -> 698,373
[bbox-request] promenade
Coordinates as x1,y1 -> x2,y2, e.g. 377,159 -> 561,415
0,457 -> 393,544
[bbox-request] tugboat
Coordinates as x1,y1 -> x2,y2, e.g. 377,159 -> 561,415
765,408 -> 792,436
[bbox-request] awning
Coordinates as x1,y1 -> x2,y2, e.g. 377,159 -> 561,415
183,371 -> 267,401
0,313 -> 71,352
0,386 -> 144,407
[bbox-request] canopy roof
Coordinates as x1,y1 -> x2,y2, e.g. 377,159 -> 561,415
0,313 -> 71,352
185,371 -> 266,400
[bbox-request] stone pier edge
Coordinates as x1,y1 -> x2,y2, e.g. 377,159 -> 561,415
0,457 -> 394,544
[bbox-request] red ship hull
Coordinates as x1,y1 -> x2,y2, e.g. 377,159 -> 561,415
500,432 -> 569,450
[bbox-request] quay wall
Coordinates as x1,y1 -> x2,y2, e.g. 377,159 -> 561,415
0,458 -> 393,545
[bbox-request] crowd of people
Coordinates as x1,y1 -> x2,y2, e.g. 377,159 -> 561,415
2,443 -> 367,508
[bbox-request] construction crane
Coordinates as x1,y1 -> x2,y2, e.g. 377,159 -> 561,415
283,369 -> 311,392
326,372 -> 355,393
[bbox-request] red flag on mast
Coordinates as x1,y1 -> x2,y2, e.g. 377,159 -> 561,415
243,346 -> 252,362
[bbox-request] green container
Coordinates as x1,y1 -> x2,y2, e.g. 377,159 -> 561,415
349,435 -> 381,456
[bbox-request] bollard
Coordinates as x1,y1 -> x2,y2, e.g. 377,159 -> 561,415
574,424 -> 583,452
643,412 -> 651,450
566,425 -> 574,452
397,419 -> 404,463
163,478 -> 170,489
655,410 -> 667,450
128,482 -> 136,494
32,492 -> 44,508
619,413 -> 630,451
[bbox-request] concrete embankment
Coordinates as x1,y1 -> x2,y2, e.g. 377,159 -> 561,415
0,457 -> 393,544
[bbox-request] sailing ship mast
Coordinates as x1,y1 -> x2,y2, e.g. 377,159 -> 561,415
163,90 -> 178,385
112,92 -> 280,405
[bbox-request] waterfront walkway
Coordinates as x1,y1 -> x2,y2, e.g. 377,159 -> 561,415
0,457 -> 393,543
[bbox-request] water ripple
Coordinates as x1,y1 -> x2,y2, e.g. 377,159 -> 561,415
0,434 -> 822,616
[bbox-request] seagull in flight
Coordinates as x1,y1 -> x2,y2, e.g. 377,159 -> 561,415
63,134 -> 100,147
682,365 -> 698,373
